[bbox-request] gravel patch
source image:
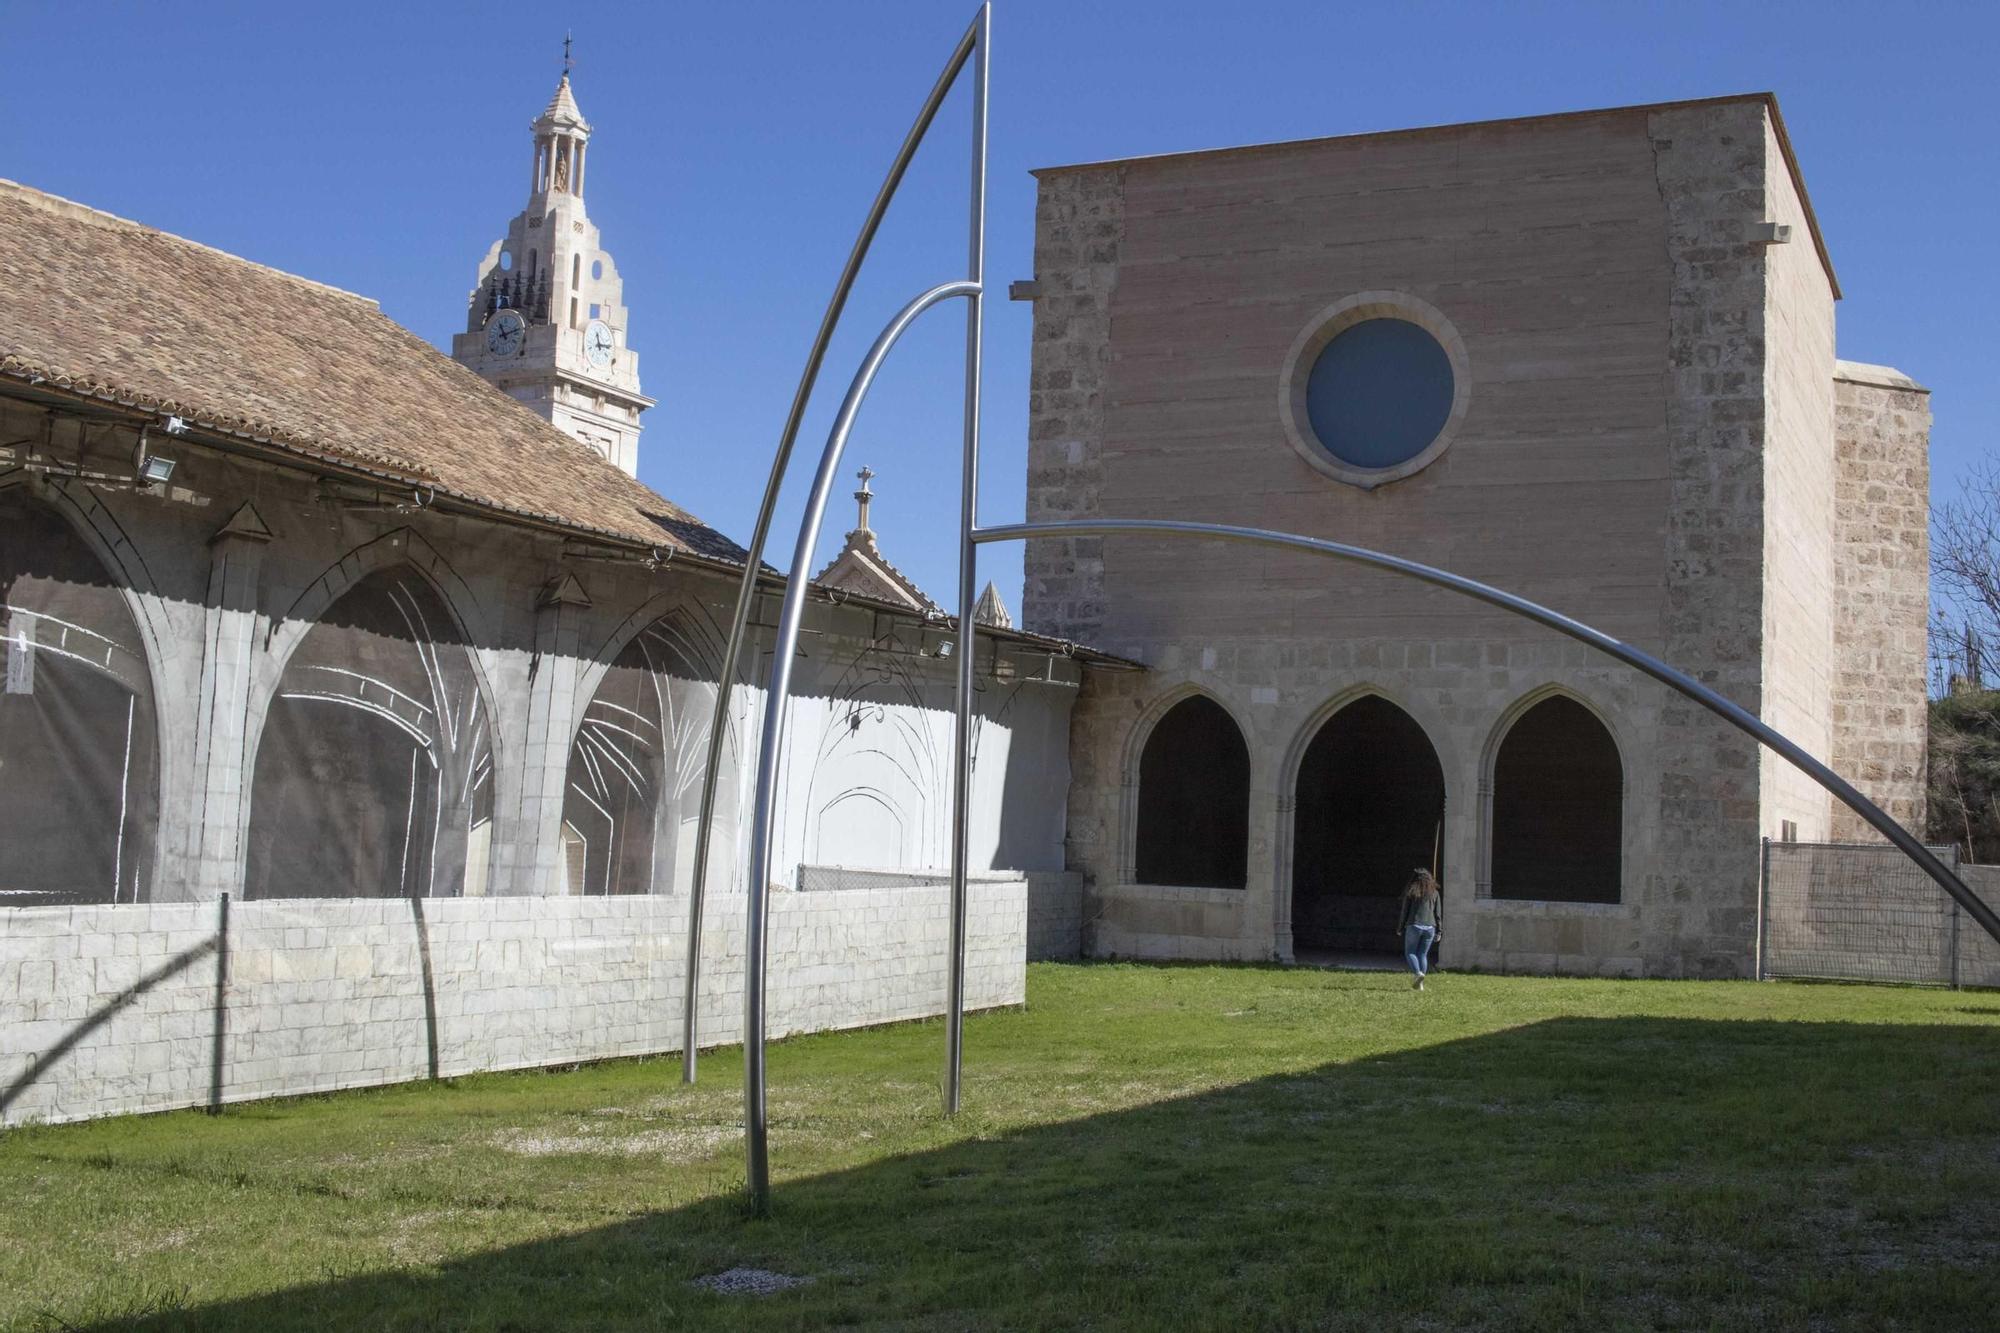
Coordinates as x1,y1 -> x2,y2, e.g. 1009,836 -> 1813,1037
691,1267 -> 812,1297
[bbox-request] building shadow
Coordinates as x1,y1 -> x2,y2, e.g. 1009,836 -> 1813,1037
67,1012 -> 2000,1331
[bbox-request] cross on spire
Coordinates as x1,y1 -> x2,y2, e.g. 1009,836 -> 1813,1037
563,32 -> 574,77
854,466 -> 875,532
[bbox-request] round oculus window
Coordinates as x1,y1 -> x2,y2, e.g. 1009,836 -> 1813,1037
1304,318 -> 1454,470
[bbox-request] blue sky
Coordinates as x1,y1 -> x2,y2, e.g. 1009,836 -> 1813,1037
5,1 -> 1994,614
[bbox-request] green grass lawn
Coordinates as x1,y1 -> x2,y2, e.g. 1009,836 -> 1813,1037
3,963 -> 1997,1331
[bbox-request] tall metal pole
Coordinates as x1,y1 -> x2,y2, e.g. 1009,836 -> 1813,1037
943,1 -> 989,1119
743,281 -> 979,1213
680,10 -> 986,1084
972,518 -> 2000,950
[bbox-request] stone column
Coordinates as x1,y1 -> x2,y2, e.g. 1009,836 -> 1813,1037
493,571 -> 591,896
186,502 -> 272,901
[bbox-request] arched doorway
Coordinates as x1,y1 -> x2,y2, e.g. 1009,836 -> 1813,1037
1292,695 -> 1445,956
1134,694 -> 1250,888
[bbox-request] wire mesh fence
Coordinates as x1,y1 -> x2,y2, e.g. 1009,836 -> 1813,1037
1758,840 -> 1999,986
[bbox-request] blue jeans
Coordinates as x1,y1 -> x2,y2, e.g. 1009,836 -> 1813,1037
1404,923 -> 1436,979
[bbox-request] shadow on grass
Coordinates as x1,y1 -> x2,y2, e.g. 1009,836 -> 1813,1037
87,1016 -> 2000,1332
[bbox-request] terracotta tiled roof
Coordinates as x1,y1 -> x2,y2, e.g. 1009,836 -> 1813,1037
0,179 -> 739,560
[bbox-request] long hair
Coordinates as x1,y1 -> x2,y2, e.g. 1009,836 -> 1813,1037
1405,868 -> 1439,900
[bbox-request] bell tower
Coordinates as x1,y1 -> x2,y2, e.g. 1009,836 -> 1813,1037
453,48 -> 652,477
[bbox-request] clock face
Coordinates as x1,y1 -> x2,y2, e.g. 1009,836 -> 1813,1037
485,309 -> 526,357
584,320 -> 615,369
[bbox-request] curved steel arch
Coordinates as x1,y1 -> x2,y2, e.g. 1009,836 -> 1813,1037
679,3 -> 990,1086
740,279 -> 981,1211
965,518 -> 2000,947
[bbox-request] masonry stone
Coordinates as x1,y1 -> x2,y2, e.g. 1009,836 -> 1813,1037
1023,97 -> 1929,978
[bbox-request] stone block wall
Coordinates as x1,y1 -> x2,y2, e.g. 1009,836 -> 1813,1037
1024,870 -> 1084,960
1021,166 -> 1121,645
0,877 -> 1027,1127
1647,99 -> 1788,976
1830,363 -> 1932,840
1021,102 -> 1875,979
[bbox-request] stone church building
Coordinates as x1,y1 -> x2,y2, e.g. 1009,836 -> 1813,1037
1022,93 -> 1931,977
0,73 -> 1108,1125
0,79 -> 1936,1125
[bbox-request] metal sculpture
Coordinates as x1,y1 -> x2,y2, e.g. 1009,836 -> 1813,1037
695,4 -> 2000,1215
681,4 -> 990,1092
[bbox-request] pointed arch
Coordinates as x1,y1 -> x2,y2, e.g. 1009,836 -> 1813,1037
1481,686 -> 1625,904
0,480 -> 163,905
1286,688 -> 1446,954
562,600 -> 728,895
802,628 -> 954,872
1127,685 -> 1251,889
245,555 -> 494,900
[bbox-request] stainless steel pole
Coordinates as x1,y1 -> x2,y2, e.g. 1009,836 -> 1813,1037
943,1 -> 989,1119
743,280 -> 979,1213
680,10 -> 986,1085
972,517 -> 2000,949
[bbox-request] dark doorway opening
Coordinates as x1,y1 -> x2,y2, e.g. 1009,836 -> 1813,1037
1135,695 -> 1250,888
1491,695 -> 1621,903
1292,695 -> 1445,955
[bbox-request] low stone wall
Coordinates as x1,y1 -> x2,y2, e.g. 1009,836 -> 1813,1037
1462,900 -> 1646,978
1025,871 -> 1083,960
1089,883 -> 1264,962
0,878 -> 1026,1127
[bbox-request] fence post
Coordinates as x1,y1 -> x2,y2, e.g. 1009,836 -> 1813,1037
1755,837 -> 1771,981
1949,847 -> 1962,990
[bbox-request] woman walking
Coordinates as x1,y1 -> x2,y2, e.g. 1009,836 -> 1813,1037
1397,869 -> 1442,990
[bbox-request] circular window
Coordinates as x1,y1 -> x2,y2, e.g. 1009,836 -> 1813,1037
1279,292 -> 1470,489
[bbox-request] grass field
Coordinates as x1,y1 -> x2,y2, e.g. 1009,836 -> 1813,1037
2,963 -> 1997,1331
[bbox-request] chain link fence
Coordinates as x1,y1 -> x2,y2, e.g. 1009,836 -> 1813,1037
1759,840 -> 2000,987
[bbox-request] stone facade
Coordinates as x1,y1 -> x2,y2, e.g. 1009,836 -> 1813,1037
0,393 -> 1085,907
1022,166 -> 1121,645
0,880 -> 1026,1126
0,384 -> 1091,1122
1830,362 -> 1932,839
1020,96 -> 1929,978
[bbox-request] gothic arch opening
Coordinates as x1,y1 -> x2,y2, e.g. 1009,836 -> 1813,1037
1291,695 -> 1445,955
1134,694 -> 1249,888
1489,694 -> 1622,903
0,490 -> 159,905
562,610 -> 716,895
245,568 -> 492,899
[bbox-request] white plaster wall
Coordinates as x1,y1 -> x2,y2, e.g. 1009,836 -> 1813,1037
1759,113 -> 1839,845
0,878 -> 1026,1127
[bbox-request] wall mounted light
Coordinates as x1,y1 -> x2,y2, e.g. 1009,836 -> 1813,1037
139,454 -> 177,484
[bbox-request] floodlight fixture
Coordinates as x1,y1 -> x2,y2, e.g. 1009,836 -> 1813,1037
139,453 -> 176,484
